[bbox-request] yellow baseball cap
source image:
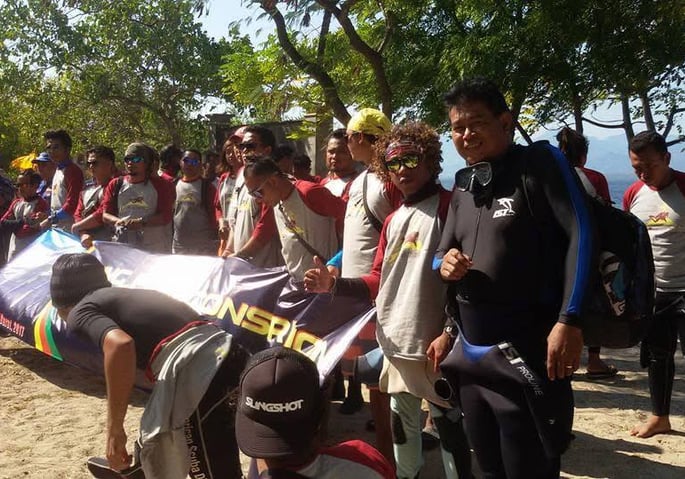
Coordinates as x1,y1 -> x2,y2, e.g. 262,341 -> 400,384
346,108 -> 392,136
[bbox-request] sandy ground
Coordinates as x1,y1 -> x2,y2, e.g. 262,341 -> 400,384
1,335 -> 683,479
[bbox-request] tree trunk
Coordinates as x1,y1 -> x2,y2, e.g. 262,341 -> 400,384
640,90 -> 655,131
621,94 -> 634,142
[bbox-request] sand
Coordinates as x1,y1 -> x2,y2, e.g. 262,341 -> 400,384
1,336 -> 683,478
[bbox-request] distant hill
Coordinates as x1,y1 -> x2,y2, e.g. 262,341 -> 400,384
438,132 -> 685,191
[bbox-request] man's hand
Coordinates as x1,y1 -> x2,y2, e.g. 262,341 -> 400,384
426,332 -> 453,372
303,256 -> 334,293
80,233 -> 94,249
106,426 -> 131,472
546,322 -> 583,380
218,222 -> 230,240
439,248 -> 473,281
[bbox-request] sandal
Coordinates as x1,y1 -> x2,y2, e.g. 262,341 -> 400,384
586,365 -> 619,379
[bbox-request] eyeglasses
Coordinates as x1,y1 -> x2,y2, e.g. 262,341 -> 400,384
124,156 -> 145,164
238,142 -> 258,152
248,176 -> 274,199
182,157 -> 200,166
455,162 -> 493,192
385,155 -> 420,173
86,161 -> 99,168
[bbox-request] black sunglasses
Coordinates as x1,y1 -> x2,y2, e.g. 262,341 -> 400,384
238,142 -> 259,151
455,162 -> 493,192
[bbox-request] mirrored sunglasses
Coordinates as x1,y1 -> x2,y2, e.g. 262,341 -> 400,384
124,156 -> 145,164
385,155 -> 420,173
455,161 -> 493,192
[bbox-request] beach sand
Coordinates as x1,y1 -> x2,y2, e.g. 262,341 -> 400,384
1,336 -> 683,478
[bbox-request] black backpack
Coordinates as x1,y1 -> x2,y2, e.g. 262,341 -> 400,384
522,142 -> 655,348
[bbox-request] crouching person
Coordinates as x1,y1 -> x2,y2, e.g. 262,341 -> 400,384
50,253 -> 248,479
236,346 -> 395,478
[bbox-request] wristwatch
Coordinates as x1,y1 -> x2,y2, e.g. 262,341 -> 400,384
443,324 -> 457,339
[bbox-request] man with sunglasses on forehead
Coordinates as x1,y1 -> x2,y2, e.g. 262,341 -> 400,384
172,149 -> 219,255
71,146 -> 119,249
435,78 -> 594,478
224,125 -> 283,267
98,143 -> 174,252
305,122 -> 473,479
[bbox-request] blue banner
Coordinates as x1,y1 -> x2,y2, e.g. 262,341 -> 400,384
0,229 -> 375,386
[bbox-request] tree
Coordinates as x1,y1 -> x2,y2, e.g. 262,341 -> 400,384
0,0 -> 237,164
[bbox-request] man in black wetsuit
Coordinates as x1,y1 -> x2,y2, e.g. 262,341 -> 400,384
435,78 -> 594,478
50,253 -> 248,479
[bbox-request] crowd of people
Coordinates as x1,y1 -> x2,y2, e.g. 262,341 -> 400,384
0,76 -> 683,479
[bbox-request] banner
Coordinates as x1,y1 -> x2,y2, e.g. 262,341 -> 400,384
0,229 -> 376,386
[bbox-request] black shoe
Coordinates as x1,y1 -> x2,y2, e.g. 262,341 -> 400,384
87,457 -> 145,479
339,394 -> 364,414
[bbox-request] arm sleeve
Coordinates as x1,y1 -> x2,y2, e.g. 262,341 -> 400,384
0,198 -> 19,221
298,181 -> 346,234
59,165 -> 84,216
251,202 -> 277,241
99,179 -> 119,216
214,174 -> 226,222
358,212 -> 393,299
536,144 -> 595,327
152,177 -> 174,224
68,299 -> 121,349
622,180 -> 643,212
73,191 -> 86,222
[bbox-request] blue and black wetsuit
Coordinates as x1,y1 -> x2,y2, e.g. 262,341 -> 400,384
436,142 -> 594,479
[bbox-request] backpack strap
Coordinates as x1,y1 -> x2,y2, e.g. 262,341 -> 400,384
362,173 -> 384,233
113,176 -> 125,215
277,202 -> 328,263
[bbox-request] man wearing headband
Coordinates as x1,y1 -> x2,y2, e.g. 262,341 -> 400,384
49,253 -> 248,479
98,143 -> 174,252
436,77 -> 594,478
172,148 -> 219,255
305,122 -> 472,479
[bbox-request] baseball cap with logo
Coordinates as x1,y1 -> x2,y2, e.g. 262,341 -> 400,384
32,152 -> 52,163
346,108 -> 392,137
236,346 -> 324,458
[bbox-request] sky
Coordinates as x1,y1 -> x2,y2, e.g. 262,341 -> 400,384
196,1 -> 684,184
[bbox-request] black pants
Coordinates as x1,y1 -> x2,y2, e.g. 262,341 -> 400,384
642,293 -> 685,416
446,338 -> 572,479
184,343 -> 249,479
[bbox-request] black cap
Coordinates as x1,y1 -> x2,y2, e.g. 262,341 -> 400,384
50,254 -> 111,308
235,347 -> 323,458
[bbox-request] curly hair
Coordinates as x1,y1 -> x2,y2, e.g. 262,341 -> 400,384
370,122 -> 443,183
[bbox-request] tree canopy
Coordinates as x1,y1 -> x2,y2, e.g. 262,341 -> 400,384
0,0 -> 239,167
221,0 -> 685,143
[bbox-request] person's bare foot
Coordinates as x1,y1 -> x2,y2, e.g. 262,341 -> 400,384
630,415 -> 672,438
